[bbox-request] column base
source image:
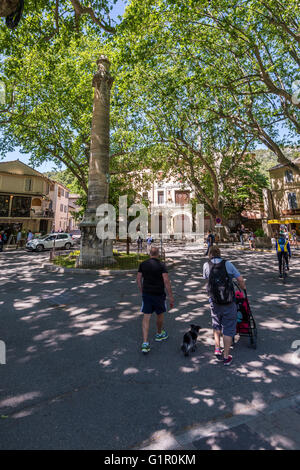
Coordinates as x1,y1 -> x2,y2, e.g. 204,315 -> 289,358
78,216 -> 116,269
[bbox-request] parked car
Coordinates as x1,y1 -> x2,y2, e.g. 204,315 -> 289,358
26,233 -> 74,252
70,229 -> 81,242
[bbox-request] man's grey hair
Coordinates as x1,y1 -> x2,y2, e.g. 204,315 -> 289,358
150,245 -> 160,257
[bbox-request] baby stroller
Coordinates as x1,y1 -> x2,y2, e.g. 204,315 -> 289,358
233,284 -> 257,349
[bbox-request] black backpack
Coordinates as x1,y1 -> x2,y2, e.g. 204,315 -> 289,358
207,260 -> 234,305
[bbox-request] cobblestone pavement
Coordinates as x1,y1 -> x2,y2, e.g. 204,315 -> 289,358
0,246 -> 299,450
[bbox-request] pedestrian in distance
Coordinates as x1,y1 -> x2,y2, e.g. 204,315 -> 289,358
291,229 -> 298,248
249,231 -> 255,250
203,245 -> 246,366
146,234 -> 153,254
275,231 -> 291,278
205,230 -> 215,256
137,246 -> 174,354
239,225 -> 245,246
27,230 -> 33,242
16,230 -> 22,249
136,230 -> 143,253
0,232 -> 3,252
284,228 -> 290,241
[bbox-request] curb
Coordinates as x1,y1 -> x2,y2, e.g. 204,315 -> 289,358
42,258 -> 182,275
133,390 -> 300,450
236,246 -> 300,256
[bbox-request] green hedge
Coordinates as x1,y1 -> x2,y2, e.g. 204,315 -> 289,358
53,251 -> 150,270
254,229 -> 266,237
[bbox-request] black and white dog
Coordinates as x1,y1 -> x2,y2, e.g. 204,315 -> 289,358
181,324 -> 201,356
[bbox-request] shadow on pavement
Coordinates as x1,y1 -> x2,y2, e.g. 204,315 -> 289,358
0,248 -> 299,449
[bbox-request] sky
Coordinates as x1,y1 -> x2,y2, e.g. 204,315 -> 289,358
1,0 -> 128,173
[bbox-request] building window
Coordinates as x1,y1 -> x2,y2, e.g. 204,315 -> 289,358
157,191 -> 164,205
25,178 -> 33,192
285,170 -> 294,183
64,205 -> 67,213
175,191 -> 190,205
31,198 -> 42,207
0,195 -> 9,217
65,192 -> 69,199
11,196 -> 31,217
288,192 -> 298,210
61,189 -> 64,197
60,204 -> 64,212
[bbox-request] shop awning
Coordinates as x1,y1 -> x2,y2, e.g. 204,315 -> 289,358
267,219 -> 300,224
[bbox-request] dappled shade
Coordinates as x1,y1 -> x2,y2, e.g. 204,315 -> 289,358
0,247 -> 299,449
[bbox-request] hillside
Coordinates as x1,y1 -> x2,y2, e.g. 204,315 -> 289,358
44,170 -> 78,191
254,148 -> 300,179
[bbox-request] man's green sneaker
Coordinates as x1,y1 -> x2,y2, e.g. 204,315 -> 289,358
155,330 -> 168,341
142,342 -> 150,354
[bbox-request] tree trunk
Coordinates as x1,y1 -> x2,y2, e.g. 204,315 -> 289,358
78,56 -> 115,268
126,235 -> 130,255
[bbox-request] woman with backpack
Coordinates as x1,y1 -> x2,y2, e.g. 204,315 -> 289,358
203,246 -> 246,366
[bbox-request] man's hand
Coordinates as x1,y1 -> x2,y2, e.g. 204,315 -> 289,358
136,272 -> 143,293
162,273 -> 174,310
236,275 -> 246,291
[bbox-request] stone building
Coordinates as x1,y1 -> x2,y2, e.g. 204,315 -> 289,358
68,193 -> 82,231
263,158 -> 300,235
137,171 -> 205,238
0,160 -> 54,239
0,160 -> 73,240
49,181 -> 70,232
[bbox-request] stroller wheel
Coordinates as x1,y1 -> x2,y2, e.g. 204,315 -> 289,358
249,328 -> 257,349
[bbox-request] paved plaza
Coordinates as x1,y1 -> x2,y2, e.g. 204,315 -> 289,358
0,246 -> 300,450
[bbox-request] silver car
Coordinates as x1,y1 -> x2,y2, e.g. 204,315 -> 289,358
26,233 -> 74,252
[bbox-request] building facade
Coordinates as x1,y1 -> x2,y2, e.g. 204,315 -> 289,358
263,158 -> 300,235
137,172 -> 202,238
0,160 -> 54,240
0,160 -> 74,241
68,193 -> 82,231
49,181 -> 70,232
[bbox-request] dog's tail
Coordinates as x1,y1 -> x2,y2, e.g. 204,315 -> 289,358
181,343 -> 190,356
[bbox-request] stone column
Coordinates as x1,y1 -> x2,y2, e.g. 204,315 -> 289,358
78,56 -> 115,268
0,0 -> 19,17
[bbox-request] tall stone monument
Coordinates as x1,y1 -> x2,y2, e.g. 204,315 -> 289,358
0,0 -> 19,17
78,56 -> 115,268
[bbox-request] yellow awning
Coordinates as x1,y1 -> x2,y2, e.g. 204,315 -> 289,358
268,219 -> 300,224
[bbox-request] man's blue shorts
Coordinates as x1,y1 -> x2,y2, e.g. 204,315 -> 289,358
209,301 -> 237,337
141,293 -> 167,315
